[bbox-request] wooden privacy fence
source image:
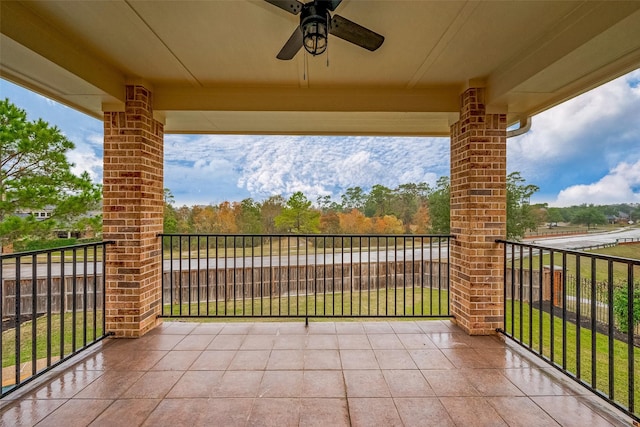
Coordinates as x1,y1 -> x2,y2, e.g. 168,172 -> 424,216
2,276 -> 103,317
162,260 -> 449,305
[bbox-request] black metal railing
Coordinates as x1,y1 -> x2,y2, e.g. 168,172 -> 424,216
0,241 -> 114,397
498,240 -> 639,422
159,234 -> 451,319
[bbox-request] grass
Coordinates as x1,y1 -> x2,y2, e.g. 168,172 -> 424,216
590,244 -> 640,260
505,299 -> 640,417
162,236 -> 445,260
526,224 -> 630,236
510,244 -> 640,284
1,311 -> 105,370
162,287 -> 450,318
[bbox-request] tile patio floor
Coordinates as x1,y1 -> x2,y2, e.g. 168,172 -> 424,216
0,320 -> 635,426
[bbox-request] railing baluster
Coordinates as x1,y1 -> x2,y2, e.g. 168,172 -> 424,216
206,236 -> 210,315
562,251 -> 567,370
197,236 -> 201,317
31,254 -> 37,377
92,245 -> 97,341
608,260 -> 614,400
576,255 -> 581,379
539,248 -> 544,356
178,237 -> 183,316
519,245 -> 524,342
627,261 -> 634,413
15,256 -> 21,387
528,246 -> 533,348
0,256 -> 3,389
83,246 -> 88,348
71,248 -> 77,353
591,257 -> 597,388
550,251 -> 555,363
59,250 -> 65,361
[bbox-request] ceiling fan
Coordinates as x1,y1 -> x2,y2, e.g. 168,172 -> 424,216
264,0 -> 384,60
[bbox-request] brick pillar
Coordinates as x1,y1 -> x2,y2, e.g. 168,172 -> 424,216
103,85 -> 164,337
449,87 -> 506,335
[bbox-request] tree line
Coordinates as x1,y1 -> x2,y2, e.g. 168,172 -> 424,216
535,203 -> 639,230
163,172 -> 542,240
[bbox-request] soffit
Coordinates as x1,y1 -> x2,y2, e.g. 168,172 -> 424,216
2,0 -> 640,136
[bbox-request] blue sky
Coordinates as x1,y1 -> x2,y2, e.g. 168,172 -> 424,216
2,69 -> 640,208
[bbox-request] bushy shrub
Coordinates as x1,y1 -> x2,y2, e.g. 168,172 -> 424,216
613,284 -> 640,333
15,238 -> 78,252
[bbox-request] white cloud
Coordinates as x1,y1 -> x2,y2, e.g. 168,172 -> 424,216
67,137 -> 103,183
509,71 -> 640,179
554,159 -> 640,206
164,133 -> 450,204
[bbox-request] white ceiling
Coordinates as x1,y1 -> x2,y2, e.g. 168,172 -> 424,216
2,0 -> 640,136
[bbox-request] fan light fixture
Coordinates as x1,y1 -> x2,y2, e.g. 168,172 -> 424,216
301,5 -> 328,55
266,0 -> 384,61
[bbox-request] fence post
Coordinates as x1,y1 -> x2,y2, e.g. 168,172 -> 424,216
543,265 -> 563,308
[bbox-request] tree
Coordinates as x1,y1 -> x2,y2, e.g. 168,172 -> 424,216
274,192 -> 320,233
319,211 -> 341,234
371,215 -> 404,234
506,172 -> 540,240
163,189 -> 178,233
192,205 -> 217,233
428,176 -> 450,234
571,205 -> 607,229
364,184 -> 393,217
546,207 -> 564,226
0,99 -> 101,247
411,205 -> 431,233
260,195 -> 285,234
392,183 -> 430,232
338,209 -> 371,234
341,186 -> 366,212
236,198 -> 262,234
216,201 -> 238,233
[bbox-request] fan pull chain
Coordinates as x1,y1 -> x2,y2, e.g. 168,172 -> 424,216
303,51 -> 308,81
326,12 -> 330,68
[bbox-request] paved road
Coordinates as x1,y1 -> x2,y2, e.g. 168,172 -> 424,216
525,227 -> 640,250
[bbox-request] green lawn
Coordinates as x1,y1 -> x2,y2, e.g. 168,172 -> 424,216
162,287 -> 450,318
2,311 -> 105,370
161,236 -> 443,260
505,300 -> 639,417
510,251 -> 638,284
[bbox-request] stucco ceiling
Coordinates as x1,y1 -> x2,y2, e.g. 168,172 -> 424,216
2,0 -> 640,136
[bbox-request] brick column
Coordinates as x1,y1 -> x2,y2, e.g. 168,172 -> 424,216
449,87 -> 506,335
103,85 -> 164,337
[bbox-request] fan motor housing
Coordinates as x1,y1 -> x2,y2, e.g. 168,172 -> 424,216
300,4 -> 330,55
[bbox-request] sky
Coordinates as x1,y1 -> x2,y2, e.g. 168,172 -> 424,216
1,69 -> 640,208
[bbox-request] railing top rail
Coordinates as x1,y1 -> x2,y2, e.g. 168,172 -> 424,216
1,240 -> 116,260
158,233 -> 453,239
496,239 -> 640,265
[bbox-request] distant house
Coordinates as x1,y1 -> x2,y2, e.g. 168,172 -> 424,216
15,204 -> 102,239
608,211 -> 632,225
16,207 -> 54,220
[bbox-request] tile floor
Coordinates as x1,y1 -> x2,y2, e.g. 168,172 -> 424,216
0,320 -> 634,426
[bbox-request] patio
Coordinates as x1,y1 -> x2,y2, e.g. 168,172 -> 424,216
0,320 -> 633,427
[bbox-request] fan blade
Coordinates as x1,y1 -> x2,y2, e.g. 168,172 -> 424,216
277,27 -> 303,60
329,15 -> 384,51
324,0 -> 342,11
264,0 -> 303,15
